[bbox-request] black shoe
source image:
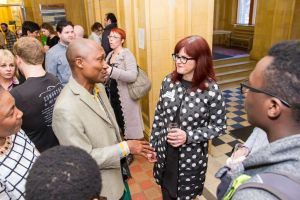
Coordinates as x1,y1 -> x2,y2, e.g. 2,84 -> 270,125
126,154 -> 134,165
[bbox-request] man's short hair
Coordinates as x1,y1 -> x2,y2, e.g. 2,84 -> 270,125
21,21 -> 40,36
264,40 -> 300,121
106,13 -> 117,24
13,37 -> 44,65
56,20 -> 74,33
25,146 -> 102,200
1,23 -> 8,28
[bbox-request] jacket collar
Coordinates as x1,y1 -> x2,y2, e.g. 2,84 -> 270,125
68,77 -> 113,126
104,23 -> 117,30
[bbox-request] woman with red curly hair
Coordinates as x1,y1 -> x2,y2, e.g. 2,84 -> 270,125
149,35 -> 227,199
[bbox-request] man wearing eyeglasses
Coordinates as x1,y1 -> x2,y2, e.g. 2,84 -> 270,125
216,40 -> 300,200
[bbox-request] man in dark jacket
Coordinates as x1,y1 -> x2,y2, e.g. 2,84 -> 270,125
101,12 -> 118,56
216,40 -> 300,199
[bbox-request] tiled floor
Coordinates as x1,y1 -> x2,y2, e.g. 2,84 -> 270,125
223,87 -> 250,132
128,87 -> 251,200
128,156 -> 162,200
211,87 -> 250,158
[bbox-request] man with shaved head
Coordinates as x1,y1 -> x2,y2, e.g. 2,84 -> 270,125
74,25 -> 85,38
52,38 -> 155,200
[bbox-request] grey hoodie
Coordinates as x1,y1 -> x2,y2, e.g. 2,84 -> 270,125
217,134 -> 300,200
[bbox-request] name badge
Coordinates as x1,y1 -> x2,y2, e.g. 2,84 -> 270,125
163,90 -> 175,99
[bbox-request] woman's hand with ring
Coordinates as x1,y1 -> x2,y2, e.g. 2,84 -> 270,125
167,128 -> 187,147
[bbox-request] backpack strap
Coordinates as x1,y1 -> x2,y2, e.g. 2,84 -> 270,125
237,172 -> 300,200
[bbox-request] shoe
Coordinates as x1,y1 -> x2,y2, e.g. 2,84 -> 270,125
126,154 -> 134,165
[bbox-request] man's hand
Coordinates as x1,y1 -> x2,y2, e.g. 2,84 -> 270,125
231,146 -> 249,160
147,152 -> 157,163
126,140 -> 155,159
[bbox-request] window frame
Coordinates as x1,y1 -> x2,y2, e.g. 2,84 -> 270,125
236,0 -> 257,25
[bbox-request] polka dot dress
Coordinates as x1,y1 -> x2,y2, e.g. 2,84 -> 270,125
150,74 -> 227,199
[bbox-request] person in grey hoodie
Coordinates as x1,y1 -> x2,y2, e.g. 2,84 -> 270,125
216,40 -> 300,200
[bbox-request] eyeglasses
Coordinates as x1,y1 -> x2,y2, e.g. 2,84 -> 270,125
107,35 -> 120,39
172,53 -> 194,64
240,80 -> 291,108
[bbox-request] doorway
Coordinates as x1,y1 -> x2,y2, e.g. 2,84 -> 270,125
0,2 -> 24,33
212,0 -> 257,60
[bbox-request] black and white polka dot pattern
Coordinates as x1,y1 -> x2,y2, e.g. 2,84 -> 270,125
150,74 -> 227,199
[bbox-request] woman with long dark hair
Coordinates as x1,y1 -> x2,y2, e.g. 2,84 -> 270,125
149,35 -> 227,199
41,23 -> 59,52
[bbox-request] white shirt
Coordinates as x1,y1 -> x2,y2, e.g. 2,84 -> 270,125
88,32 -> 102,45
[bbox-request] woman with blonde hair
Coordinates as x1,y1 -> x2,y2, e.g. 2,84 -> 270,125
0,49 -> 19,90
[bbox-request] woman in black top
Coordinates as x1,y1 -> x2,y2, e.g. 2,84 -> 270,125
41,23 -> 59,52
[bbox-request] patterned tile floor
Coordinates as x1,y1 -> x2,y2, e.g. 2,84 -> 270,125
128,87 -> 251,200
211,87 -> 250,158
223,87 -> 250,132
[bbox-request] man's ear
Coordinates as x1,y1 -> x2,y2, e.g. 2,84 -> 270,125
75,57 -> 84,69
267,98 -> 282,119
15,55 -> 22,65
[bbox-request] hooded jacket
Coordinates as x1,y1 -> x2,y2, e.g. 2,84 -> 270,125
217,134 -> 300,200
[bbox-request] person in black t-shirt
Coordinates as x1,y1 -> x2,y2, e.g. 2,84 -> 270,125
11,37 -> 62,152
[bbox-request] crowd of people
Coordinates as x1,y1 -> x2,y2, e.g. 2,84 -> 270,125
0,11 -> 300,200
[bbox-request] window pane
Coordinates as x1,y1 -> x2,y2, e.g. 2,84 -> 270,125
237,0 -> 250,24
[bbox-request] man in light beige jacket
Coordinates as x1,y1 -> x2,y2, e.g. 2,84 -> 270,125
52,38 -> 154,200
